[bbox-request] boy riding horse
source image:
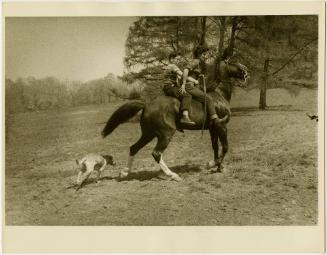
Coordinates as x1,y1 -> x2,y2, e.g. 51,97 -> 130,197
163,52 -> 197,125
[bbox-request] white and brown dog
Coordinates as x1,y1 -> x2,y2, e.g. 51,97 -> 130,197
75,153 -> 115,189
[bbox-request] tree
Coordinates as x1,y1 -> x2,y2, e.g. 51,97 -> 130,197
5,78 -> 24,114
124,17 -> 211,99
234,15 -> 318,109
123,16 -> 248,95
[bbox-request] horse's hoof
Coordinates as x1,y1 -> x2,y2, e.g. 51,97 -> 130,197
211,165 -> 223,173
101,131 -> 106,138
171,174 -> 182,182
215,169 -> 223,173
206,160 -> 216,169
119,171 -> 129,179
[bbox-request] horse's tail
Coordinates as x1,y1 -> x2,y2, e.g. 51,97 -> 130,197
101,100 -> 145,138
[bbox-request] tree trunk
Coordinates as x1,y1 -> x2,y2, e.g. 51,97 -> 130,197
228,17 -> 238,55
218,17 -> 226,55
200,16 -> 207,45
176,17 -> 180,51
259,59 -> 270,110
200,17 -> 207,74
212,17 -> 226,81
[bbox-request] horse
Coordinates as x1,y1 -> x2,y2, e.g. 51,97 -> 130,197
101,59 -> 248,181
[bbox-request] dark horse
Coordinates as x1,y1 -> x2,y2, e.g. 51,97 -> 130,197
102,59 -> 248,181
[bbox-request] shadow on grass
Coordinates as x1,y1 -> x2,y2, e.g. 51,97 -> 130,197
231,105 -> 304,117
66,176 -> 117,191
118,164 -> 202,182
170,164 -> 202,174
69,164 -> 203,189
116,171 -> 162,181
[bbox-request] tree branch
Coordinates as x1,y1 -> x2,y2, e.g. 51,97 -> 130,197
271,37 -> 318,76
208,17 -> 221,28
235,36 -> 251,45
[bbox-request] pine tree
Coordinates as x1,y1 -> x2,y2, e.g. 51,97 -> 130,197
123,17 -> 206,99
234,15 -> 318,109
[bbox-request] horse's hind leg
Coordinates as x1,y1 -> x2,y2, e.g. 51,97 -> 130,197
152,132 -> 182,182
120,132 -> 154,178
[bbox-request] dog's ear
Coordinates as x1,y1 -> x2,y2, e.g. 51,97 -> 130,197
75,159 -> 80,165
109,155 -> 116,166
104,155 -> 115,165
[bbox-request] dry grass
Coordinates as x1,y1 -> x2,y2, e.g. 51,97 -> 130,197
5,88 -> 318,225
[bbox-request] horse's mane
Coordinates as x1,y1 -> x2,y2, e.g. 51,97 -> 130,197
203,58 -> 220,91
213,56 -> 222,82
205,57 -> 235,102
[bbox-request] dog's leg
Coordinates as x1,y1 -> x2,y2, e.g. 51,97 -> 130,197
76,171 -> 82,185
95,171 -> 101,184
79,170 -> 92,186
96,161 -> 107,183
76,163 -> 93,189
99,161 -> 107,173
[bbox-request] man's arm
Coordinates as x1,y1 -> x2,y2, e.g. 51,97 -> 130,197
168,64 -> 199,85
186,76 -> 199,84
182,68 -> 189,86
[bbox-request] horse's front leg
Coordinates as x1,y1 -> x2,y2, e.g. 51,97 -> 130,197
216,125 -> 228,171
207,126 -> 221,172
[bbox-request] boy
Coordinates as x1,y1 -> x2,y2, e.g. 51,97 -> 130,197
163,52 -> 199,125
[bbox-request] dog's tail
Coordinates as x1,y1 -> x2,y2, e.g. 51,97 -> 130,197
101,100 -> 145,138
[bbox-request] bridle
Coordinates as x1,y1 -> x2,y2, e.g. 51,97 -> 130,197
218,60 -> 249,87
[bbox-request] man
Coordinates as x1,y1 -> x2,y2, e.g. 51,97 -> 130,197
163,52 -> 197,125
181,45 -> 220,126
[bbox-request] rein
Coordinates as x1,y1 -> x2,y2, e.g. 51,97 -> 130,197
200,75 -> 206,138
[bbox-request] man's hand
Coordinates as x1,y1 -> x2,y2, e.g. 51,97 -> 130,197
179,84 -> 187,95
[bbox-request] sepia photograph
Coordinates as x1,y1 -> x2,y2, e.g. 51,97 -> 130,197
2,1 -> 325,253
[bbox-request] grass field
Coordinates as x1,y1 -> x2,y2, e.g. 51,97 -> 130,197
5,88 -> 318,225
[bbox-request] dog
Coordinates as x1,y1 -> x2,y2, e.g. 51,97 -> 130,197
75,153 -> 115,189
306,113 -> 318,122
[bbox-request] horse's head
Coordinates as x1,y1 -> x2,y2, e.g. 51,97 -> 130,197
217,59 -> 249,87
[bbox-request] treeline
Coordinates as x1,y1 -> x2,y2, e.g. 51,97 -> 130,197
123,16 -> 318,108
5,73 -> 143,114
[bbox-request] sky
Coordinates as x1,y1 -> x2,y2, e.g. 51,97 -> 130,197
5,17 -> 136,82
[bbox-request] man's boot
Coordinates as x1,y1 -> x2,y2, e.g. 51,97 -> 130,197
180,112 -> 196,125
